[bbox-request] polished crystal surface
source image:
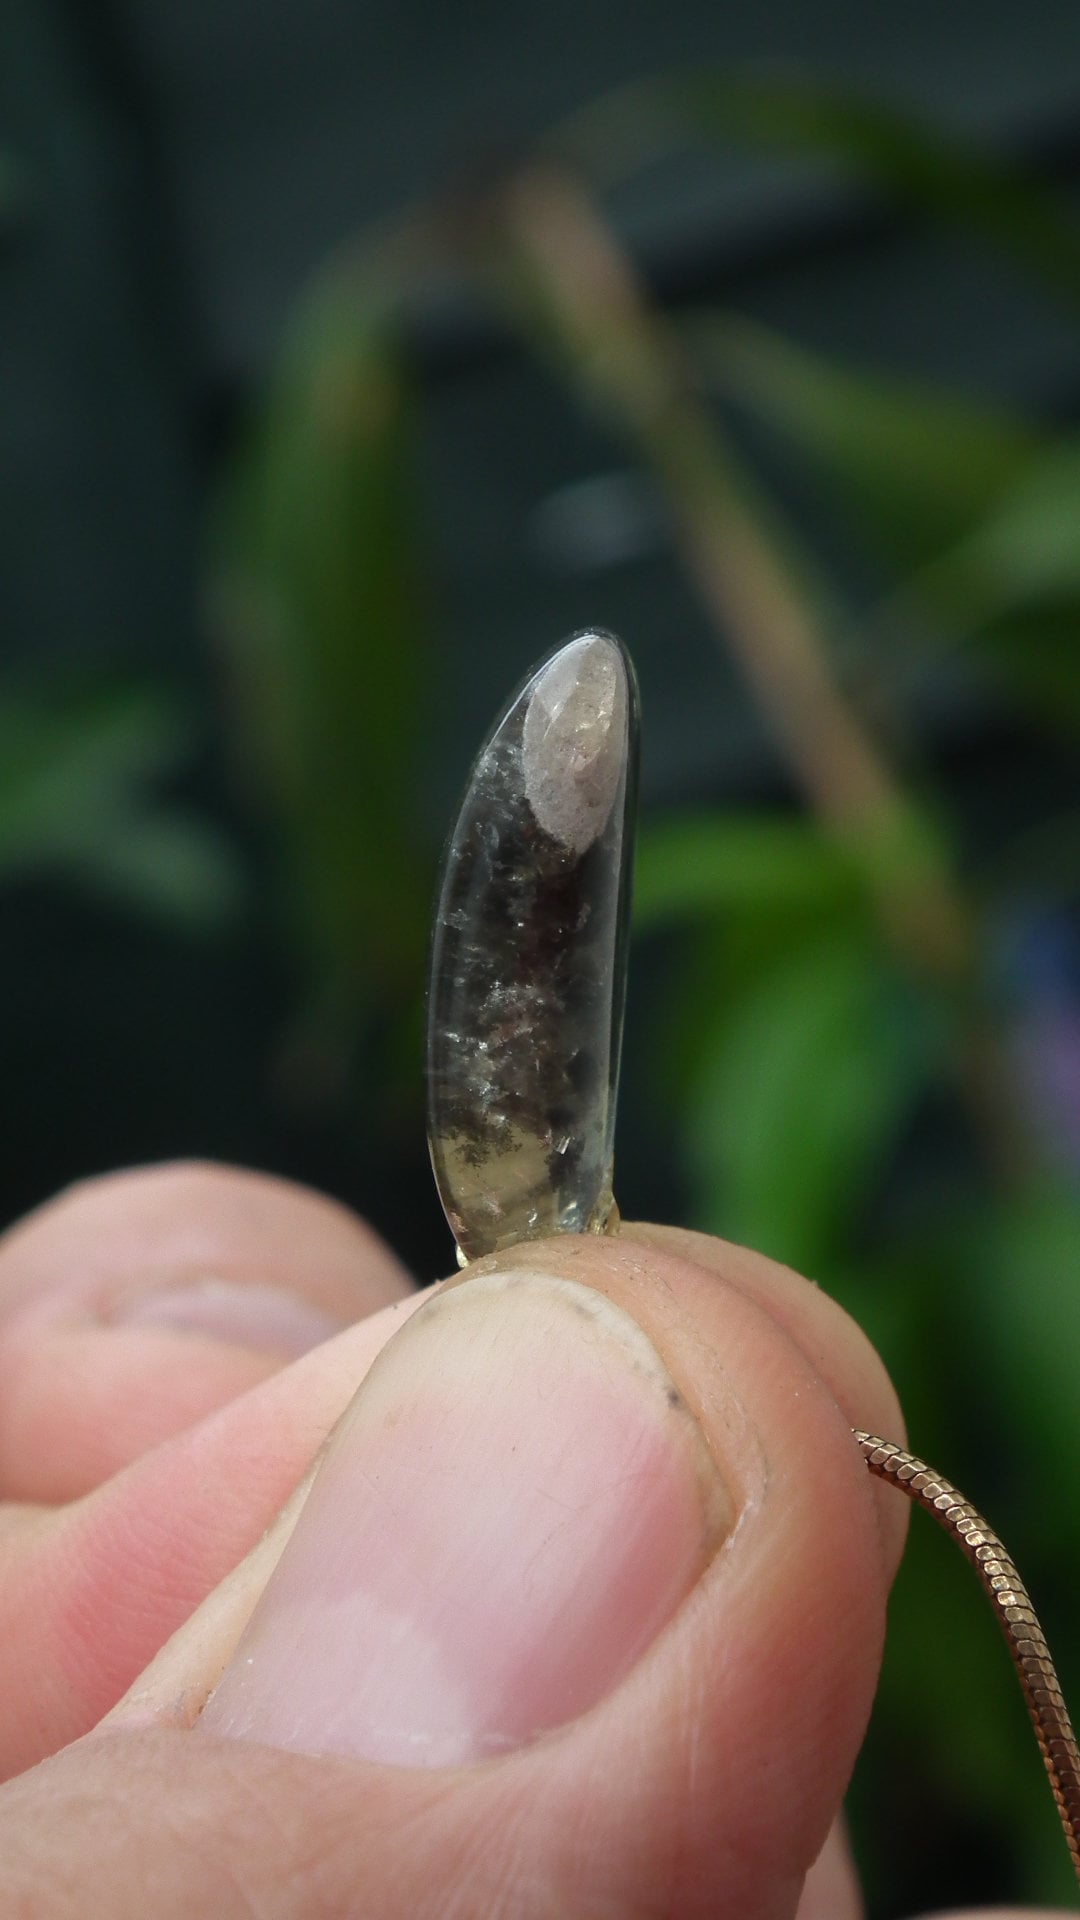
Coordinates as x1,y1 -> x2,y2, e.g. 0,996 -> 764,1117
427,630 -> 638,1262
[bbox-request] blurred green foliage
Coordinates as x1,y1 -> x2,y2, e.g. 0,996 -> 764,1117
209,269 -> 431,1081
690,313 -> 1042,567
5,68 -> 1080,1916
0,682 -> 241,926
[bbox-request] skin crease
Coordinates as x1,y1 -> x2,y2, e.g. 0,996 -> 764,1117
0,1163 -> 414,1502
0,1163 -> 1070,1919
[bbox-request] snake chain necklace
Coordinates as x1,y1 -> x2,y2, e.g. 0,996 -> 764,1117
424,628 -> 1080,1895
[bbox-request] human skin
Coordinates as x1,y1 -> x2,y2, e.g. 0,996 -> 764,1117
0,1161 -> 1067,1918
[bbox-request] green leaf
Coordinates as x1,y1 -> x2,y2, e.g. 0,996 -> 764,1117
0,686 -> 185,833
66,814 -> 243,927
684,931 -> 938,1271
913,436 -> 1080,622
888,435 -> 1080,729
633,809 -> 862,930
966,1189 -> 1080,1488
211,264 -> 431,1030
556,71 -> 1080,314
689,314 -> 1041,570
979,607 -> 1080,734
951,1189 -> 1080,1900
0,684 -> 242,928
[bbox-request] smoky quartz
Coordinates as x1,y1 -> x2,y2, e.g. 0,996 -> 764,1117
427,630 -> 638,1262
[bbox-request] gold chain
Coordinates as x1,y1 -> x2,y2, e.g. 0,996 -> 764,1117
856,1430 -> 1080,1892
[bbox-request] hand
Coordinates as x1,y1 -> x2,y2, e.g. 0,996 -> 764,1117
0,1163 -> 1064,1917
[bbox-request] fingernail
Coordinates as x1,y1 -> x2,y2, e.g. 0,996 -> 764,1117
109,1276 -> 348,1358
199,1268 -> 734,1764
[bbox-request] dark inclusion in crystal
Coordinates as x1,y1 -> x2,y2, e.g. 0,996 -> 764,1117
427,630 -> 639,1262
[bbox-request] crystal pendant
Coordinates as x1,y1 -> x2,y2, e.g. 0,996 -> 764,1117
427,630 -> 639,1263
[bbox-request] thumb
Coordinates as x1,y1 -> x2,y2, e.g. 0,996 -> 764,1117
1,1230 -> 905,1919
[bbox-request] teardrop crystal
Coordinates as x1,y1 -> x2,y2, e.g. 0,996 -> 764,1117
426,630 -> 639,1262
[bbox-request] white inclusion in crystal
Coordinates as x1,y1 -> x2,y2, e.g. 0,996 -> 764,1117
521,631 -> 627,855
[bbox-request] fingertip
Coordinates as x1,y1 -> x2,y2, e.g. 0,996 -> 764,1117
0,1161 -> 414,1324
621,1221 -> 909,1581
0,1162 -> 415,1501
1,1286 -> 431,1776
621,1222 -> 905,1443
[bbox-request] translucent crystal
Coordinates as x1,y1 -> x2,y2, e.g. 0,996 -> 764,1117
427,630 -> 638,1262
